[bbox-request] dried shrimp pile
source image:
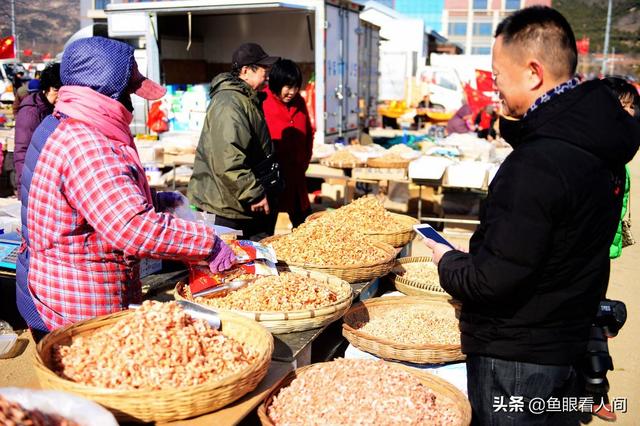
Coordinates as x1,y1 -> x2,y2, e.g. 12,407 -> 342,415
0,395 -> 80,426
355,306 -> 460,345
397,262 -> 441,286
269,219 -> 390,266
318,196 -> 408,233
323,150 -> 363,166
188,273 -> 351,312
53,301 -> 257,390
267,359 -> 461,425
372,152 -> 410,163
387,144 -> 417,155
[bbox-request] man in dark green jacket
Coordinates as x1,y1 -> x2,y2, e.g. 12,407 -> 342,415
188,43 -> 280,240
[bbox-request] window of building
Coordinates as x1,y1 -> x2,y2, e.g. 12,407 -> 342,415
448,22 -> 467,36
473,0 -> 488,9
505,0 -> 521,10
471,46 -> 492,55
94,0 -> 111,9
473,23 -> 493,36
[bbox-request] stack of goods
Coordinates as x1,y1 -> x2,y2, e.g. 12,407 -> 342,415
308,196 -> 418,247
261,359 -> 470,425
343,296 -> 464,363
391,257 -> 450,298
0,395 -> 79,426
52,301 -> 258,390
320,149 -> 364,168
265,217 -> 395,283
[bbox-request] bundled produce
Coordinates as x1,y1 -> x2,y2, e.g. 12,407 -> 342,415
53,301 -> 257,390
267,359 -> 462,425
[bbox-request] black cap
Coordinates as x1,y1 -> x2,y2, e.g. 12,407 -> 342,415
232,43 -> 279,68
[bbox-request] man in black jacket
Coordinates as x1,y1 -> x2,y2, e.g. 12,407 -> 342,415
425,6 -> 640,425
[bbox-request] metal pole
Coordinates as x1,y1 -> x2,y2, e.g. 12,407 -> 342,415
601,0 -> 612,75
10,0 -> 17,59
610,46 -> 615,75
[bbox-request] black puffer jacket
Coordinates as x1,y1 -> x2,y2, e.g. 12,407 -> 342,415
438,79 -> 640,365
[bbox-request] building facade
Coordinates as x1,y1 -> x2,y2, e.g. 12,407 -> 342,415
442,0 -> 551,54
392,0 -> 445,33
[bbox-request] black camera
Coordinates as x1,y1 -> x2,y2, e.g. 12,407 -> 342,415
581,299 -> 627,390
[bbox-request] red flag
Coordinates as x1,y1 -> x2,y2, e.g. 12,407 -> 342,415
475,69 -> 494,92
576,37 -> 589,55
0,36 -> 16,60
42,52 -> 52,61
23,48 -> 33,57
464,83 -> 492,117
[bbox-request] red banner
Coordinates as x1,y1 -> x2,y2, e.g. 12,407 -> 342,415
576,37 -> 590,55
464,83 -> 493,117
23,49 -> 33,57
0,36 -> 16,60
475,69 -> 494,92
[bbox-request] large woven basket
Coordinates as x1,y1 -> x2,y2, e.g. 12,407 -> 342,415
33,309 -> 273,423
261,235 -> 396,283
391,256 -> 451,299
366,157 -> 411,169
175,266 -> 353,334
257,361 -> 471,426
320,158 -> 365,169
342,296 -> 464,364
306,211 -> 418,248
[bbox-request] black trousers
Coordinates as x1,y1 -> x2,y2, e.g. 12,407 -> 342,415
214,212 -> 277,242
466,355 -> 580,426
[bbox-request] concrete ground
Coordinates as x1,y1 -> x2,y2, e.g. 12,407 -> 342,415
1,157 -> 639,425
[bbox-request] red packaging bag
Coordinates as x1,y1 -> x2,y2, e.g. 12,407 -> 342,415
188,260 -> 278,295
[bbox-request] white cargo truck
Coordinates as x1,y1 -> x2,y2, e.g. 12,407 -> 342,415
104,0 -> 380,144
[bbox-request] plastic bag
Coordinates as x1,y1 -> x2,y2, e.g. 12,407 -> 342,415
188,260 -> 278,295
229,240 -> 277,263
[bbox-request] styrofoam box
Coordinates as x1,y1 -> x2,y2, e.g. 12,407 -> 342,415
444,161 -> 491,189
408,155 -> 453,180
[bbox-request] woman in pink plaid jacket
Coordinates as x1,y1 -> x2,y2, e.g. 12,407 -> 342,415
17,37 -> 235,335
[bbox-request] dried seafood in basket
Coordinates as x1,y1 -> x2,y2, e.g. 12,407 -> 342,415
267,359 -> 463,426
184,273 -> 351,312
395,261 -> 440,286
0,394 -> 80,426
321,149 -> 364,167
354,305 -> 460,346
315,196 -> 408,233
52,301 -> 258,390
268,219 -> 388,266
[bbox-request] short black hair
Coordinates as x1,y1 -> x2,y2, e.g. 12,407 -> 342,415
602,77 -> 639,103
40,63 -> 62,93
268,59 -> 302,94
230,63 -> 260,78
495,6 -> 577,79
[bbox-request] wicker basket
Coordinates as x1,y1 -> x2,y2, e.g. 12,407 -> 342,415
366,157 -> 411,169
257,361 -> 471,426
175,266 -> 353,334
320,158 -> 365,169
33,309 -> 273,423
391,256 -> 451,299
342,296 -> 464,364
262,235 -> 396,283
306,211 -> 418,248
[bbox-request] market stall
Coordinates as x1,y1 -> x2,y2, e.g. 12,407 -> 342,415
2,196 -> 472,425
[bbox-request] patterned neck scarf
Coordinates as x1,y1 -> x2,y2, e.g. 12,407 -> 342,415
525,77 -> 581,118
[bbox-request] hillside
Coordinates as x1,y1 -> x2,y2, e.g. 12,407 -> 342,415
0,0 -> 79,61
555,0 -> 640,55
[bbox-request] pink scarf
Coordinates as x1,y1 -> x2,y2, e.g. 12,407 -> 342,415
54,86 -> 152,202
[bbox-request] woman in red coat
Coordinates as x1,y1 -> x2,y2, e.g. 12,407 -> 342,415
263,59 -> 314,227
